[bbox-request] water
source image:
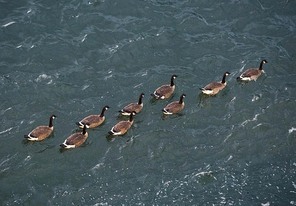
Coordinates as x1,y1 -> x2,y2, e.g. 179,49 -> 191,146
1,0 -> 296,205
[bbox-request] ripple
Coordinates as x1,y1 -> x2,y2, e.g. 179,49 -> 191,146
0,0 -> 295,205
289,127 -> 296,134
2,21 -> 16,27
35,74 -> 53,84
0,127 -> 13,135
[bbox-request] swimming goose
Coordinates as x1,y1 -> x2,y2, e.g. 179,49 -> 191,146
109,112 -> 135,136
200,72 -> 230,95
76,105 -> 109,129
60,124 -> 88,149
119,93 -> 144,116
162,94 -> 186,115
237,60 -> 268,81
24,114 -> 56,141
151,74 -> 177,99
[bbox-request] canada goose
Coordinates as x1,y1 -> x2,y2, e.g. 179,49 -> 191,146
119,93 -> 144,116
60,124 -> 88,149
162,94 -> 186,115
237,60 -> 268,81
24,114 -> 56,141
76,105 -> 109,129
151,74 -> 177,99
200,72 -> 230,95
109,112 -> 135,136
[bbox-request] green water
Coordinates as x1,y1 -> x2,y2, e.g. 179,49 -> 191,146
1,0 -> 296,205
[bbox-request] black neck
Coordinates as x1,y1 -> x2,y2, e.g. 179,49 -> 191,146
170,76 -> 175,87
259,60 -> 264,70
138,94 -> 143,104
179,95 -> 184,104
82,124 -> 87,135
100,107 -> 107,117
49,115 -> 54,127
129,113 -> 134,122
222,73 -> 227,84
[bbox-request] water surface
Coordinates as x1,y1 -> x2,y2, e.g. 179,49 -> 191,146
1,0 -> 296,205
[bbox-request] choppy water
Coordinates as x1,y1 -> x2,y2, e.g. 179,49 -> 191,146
1,0 -> 296,205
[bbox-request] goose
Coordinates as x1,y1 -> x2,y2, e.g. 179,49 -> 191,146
119,93 -> 144,116
237,59 -> 268,81
109,112 -> 135,136
200,72 -> 230,95
24,114 -> 56,141
151,74 -> 177,99
76,105 -> 109,129
162,94 -> 186,115
60,124 -> 88,149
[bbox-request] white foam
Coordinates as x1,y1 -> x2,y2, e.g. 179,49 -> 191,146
47,80 -> 53,84
252,95 -> 260,102
81,34 -> 87,42
82,84 -> 90,90
109,44 -> 119,53
241,114 -> 259,127
239,63 -> 246,72
36,74 -> 52,83
226,155 -> 233,162
289,127 -> 296,134
223,133 -> 232,142
252,123 -> 262,129
24,155 -> 31,162
0,127 -> 13,135
104,74 -> 113,80
193,171 -> 213,177
1,107 -> 12,115
2,21 -> 16,27
92,162 -> 104,170
133,83 -> 143,88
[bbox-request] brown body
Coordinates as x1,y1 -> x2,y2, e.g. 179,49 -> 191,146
238,60 -> 268,81
60,124 -> 88,149
200,72 -> 230,96
162,94 -> 186,115
120,93 -> 144,116
24,115 -> 56,141
152,75 -> 177,99
77,105 -> 109,128
109,112 -> 135,136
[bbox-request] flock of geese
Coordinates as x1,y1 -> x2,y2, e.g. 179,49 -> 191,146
24,60 -> 268,150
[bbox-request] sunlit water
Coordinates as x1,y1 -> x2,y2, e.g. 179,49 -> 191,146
1,0 -> 296,205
